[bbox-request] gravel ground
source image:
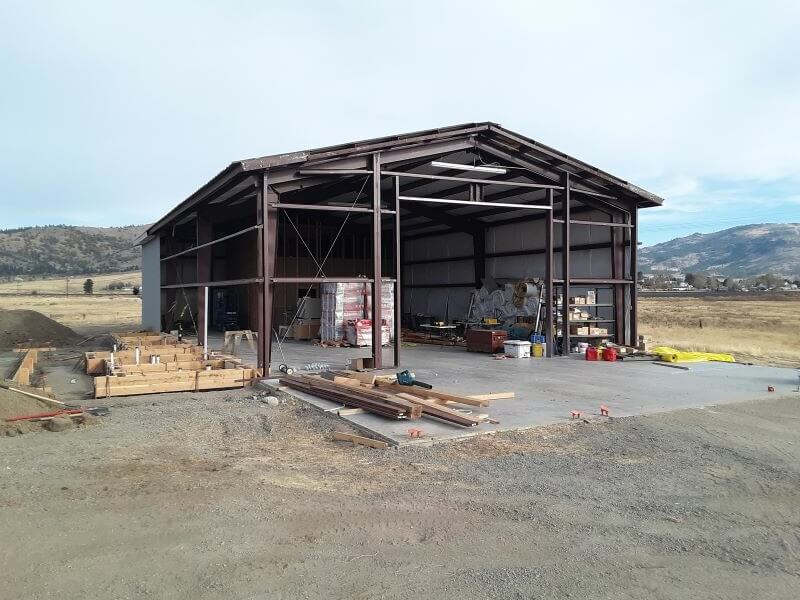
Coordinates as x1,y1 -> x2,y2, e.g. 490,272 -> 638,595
1,388 -> 799,599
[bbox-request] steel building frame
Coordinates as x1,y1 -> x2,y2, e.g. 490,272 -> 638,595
144,123 -> 662,374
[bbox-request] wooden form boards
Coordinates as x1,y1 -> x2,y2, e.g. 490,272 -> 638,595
85,346 -> 205,374
94,367 -> 256,398
11,349 -> 38,386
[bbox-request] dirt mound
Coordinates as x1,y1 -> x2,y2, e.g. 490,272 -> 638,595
0,309 -> 81,348
0,386 -> 54,436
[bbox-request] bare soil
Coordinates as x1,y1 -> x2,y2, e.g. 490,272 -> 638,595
1,389 -> 798,599
0,309 -> 82,348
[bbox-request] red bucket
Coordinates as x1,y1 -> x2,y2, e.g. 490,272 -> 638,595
602,347 -> 617,362
585,347 -> 599,361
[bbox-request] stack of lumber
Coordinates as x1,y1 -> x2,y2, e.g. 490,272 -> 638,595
280,374 -> 422,420
280,371 -> 504,428
401,329 -> 465,347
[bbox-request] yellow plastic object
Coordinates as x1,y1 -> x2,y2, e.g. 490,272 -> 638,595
532,343 -> 544,358
483,318 -> 499,325
652,346 -> 735,363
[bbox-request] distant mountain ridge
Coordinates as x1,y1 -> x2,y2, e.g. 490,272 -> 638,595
640,223 -> 800,278
0,225 -> 148,276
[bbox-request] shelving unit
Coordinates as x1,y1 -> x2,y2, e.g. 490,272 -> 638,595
550,285 -> 617,353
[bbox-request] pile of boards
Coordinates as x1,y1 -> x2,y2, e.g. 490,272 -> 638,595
401,329 -> 465,347
280,371 -> 509,428
86,331 -> 257,398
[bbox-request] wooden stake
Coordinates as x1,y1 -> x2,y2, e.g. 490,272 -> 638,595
332,431 -> 389,449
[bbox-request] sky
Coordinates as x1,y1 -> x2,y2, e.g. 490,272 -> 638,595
0,1 -> 798,246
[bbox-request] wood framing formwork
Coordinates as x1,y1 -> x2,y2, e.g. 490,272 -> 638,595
87,333 -> 256,398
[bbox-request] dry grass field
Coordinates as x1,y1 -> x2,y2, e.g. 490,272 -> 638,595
0,294 -> 141,336
639,294 -> 800,367
0,271 -> 141,295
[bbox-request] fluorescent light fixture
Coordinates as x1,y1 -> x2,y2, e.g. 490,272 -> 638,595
431,161 -> 507,175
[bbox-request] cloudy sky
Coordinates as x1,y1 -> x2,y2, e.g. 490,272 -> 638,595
1,1 -> 797,245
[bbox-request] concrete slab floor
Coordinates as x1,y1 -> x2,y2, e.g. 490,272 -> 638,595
256,342 -> 800,446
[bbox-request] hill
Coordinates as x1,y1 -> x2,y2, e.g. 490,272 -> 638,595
640,223 -> 800,278
0,225 -> 148,277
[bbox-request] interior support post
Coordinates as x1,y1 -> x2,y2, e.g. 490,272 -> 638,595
371,153 -> 383,368
630,198 -> 638,346
195,207 -> 212,347
611,212 -> 626,345
561,173 -> 571,356
392,176 -> 402,367
544,188 -> 554,357
256,173 -> 278,375
472,228 -> 486,289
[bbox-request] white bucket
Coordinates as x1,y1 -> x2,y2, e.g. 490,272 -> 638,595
577,342 -> 589,354
504,340 -> 532,358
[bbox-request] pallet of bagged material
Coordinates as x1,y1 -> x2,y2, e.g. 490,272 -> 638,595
94,367 -> 256,398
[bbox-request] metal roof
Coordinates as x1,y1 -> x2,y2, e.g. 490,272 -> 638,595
147,122 -> 663,236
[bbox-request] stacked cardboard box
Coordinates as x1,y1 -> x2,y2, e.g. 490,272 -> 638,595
321,282 -> 394,343
345,319 -> 391,347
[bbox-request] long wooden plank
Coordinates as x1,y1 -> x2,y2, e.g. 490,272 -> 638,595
2,385 -> 67,407
379,383 -> 489,407
332,431 -> 389,449
394,393 -> 482,427
467,392 -> 515,401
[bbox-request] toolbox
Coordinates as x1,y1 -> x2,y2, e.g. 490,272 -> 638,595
466,328 -> 507,353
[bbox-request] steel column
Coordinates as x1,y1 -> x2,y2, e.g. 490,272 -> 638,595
630,199 -> 639,346
256,173 -> 278,375
371,153 -> 383,368
561,173 -> 571,355
611,212 -> 626,345
195,208 -> 212,346
545,188 -> 554,357
393,176 -> 402,367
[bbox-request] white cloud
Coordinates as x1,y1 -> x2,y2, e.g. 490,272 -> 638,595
0,0 -> 799,227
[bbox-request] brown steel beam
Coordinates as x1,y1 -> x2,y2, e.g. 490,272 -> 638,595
401,240 -> 631,266
371,153 -> 383,368
611,210 -> 626,345
162,278 -> 265,289
554,278 -> 633,285
160,225 -> 262,262
260,174 -> 279,375
630,198 -> 639,346
271,277 -> 391,284
270,202 -> 396,214
195,207 -> 212,346
382,170 -> 561,190
473,227 -> 486,288
393,176 -> 402,368
545,188 -> 554,357
569,219 -> 633,228
561,173 -> 571,356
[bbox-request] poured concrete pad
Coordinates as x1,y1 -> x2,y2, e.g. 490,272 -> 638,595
264,344 -> 800,446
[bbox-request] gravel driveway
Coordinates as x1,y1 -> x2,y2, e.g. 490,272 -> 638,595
1,389 -> 798,599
